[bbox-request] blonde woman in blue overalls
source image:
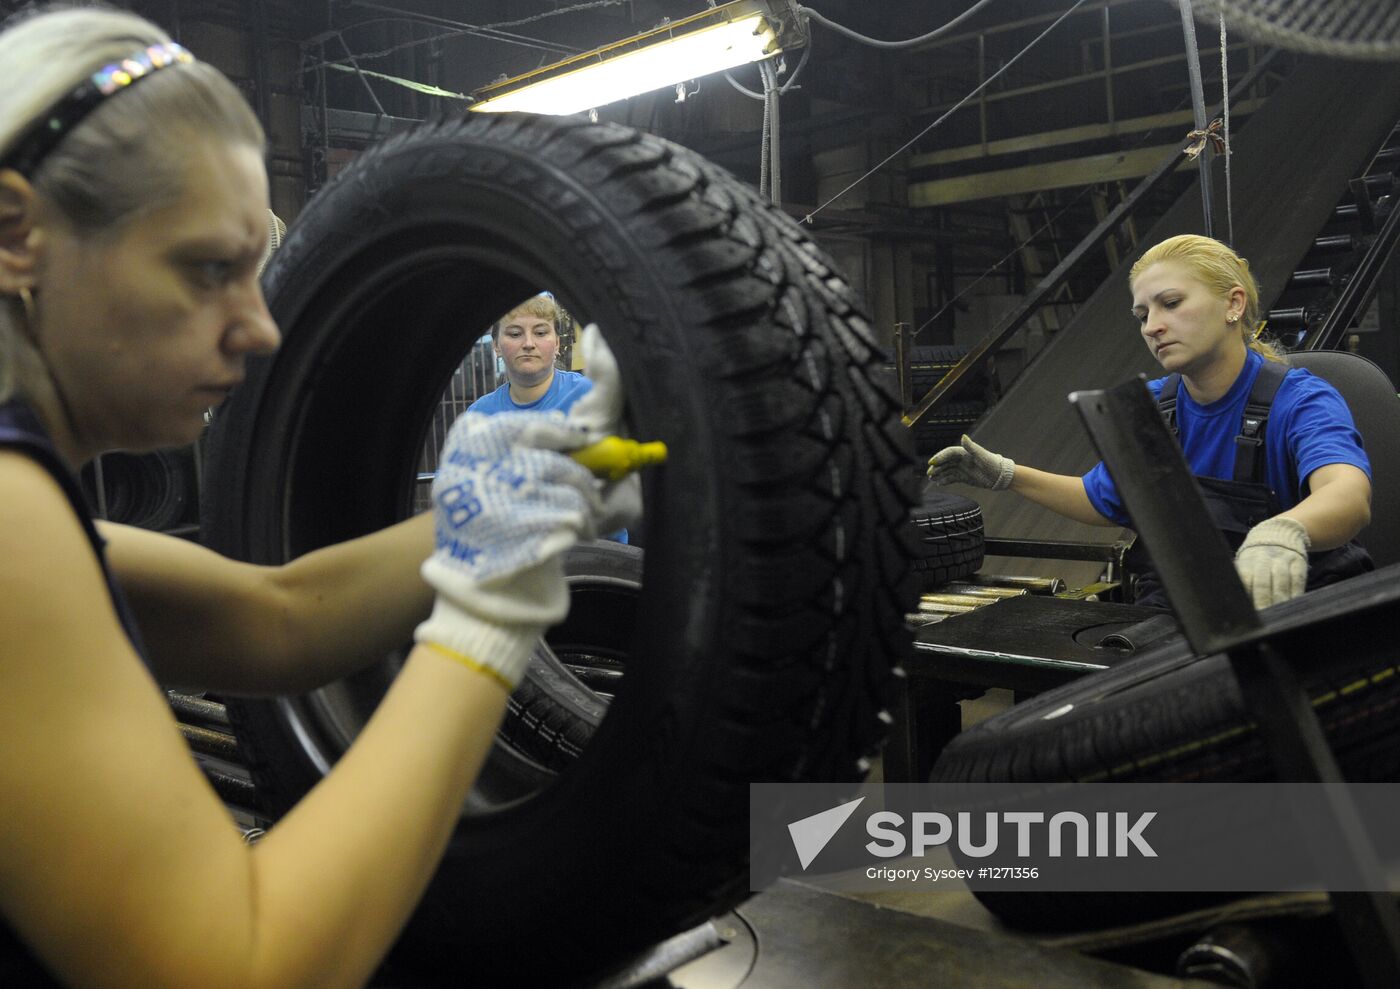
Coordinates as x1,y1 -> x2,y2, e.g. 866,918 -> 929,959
927,233 -> 1373,610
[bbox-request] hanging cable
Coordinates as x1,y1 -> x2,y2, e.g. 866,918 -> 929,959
727,41 -> 812,100
803,0 -> 1091,224
763,60 -> 782,205
758,64 -> 772,198
304,0 -> 625,71
725,71 -> 764,100
1220,12 -> 1235,246
321,61 -> 473,100
1177,0 -> 1215,237
796,0 -> 1001,50
907,14 -> 1271,339
778,41 -> 811,95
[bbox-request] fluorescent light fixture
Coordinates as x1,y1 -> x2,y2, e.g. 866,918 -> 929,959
470,0 -> 806,115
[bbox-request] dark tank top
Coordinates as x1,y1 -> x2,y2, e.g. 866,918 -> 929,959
0,397 -> 153,986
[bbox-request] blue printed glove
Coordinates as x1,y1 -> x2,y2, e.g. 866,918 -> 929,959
568,324 -> 643,535
414,412 -> 603,689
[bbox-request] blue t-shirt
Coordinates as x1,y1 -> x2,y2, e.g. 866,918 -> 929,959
467,368 -> 592,415
465,369 -> 627,543
1082,350 -> 1371,527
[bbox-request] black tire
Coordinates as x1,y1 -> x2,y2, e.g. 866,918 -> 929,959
930,566 -> 1400,931
908,344 -> 970,366
202,112 -> 917,984
496,540 -> 640,772
83,448 -> 193,530
907,400 -> 987,457
910,490 -> 984,585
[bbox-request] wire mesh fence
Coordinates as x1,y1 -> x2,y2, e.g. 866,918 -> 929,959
413,334 -> 502,513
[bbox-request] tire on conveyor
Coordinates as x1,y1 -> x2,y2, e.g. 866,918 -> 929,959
930,567 -> 1400,931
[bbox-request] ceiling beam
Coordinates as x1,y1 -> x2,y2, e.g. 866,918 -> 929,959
908,100 -> 1262,168
908,143 -> 1179,208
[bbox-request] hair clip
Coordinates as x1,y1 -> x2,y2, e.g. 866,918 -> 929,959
0,42 -> 195,177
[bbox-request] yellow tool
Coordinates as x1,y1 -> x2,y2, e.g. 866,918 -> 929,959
571,436 -> 668,481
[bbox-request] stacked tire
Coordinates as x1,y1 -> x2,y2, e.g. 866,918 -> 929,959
887,345 -> 992,456
910,490 -> 985,586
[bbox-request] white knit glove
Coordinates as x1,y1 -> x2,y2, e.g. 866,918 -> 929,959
567,324 -> 642,535
415,412 -> 603,689
926,434 -> 1015,490
1234,516 -> 1310,610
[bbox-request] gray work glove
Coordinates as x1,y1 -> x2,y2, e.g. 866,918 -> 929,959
926,434 -> 1015,490
1234,516 -> 1310,610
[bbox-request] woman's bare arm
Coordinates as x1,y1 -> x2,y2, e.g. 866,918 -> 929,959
1284,463 -> 1372,550
1007,464 -> 1117,527
100,513 -> 435,694
1,453 -> 502,989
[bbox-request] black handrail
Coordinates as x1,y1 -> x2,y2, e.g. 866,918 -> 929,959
1306,180 -> 1400,352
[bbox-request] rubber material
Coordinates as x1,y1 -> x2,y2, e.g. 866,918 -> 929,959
495,541 -> 640,771
83,448 -> 193,531
910,489 -> 985,585
908,399 -> 988,457
201,112 -> 917,984
931,565 -> 1400,931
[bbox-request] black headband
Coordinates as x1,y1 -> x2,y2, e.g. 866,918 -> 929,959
0,41 -> 194,177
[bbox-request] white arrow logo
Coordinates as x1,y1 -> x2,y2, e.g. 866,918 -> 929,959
787,797 -> 865,869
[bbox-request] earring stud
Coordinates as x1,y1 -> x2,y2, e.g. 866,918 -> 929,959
17,286 -> 36,325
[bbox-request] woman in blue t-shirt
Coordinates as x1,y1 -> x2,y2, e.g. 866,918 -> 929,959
926,234 -> 1373,610
467,296 -> 630,542
468,294 -> 593,415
